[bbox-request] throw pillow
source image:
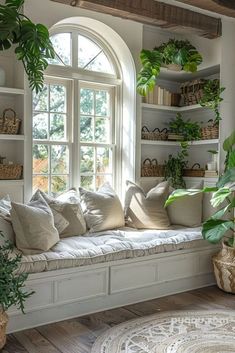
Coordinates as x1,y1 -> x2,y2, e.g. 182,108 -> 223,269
10,195 -> 59,255
125,180 -> 170,229
0,195 -> 11,220
167,182 -> 203,227
32,189 -> 87,238
0,216 -> 15,246
79,183 -> 125,232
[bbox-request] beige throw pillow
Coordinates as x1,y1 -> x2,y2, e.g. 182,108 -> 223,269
167,182 -> 203,227
32,190 -> 87,238
10,195 -> 59,255
79,183 -> 125,232
125,180 -> 170,229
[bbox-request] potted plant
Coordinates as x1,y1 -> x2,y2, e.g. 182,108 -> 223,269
164,142 -> 188,188
137,39 -> 203,96
0,236 -> 34,348
168,113 -> 201,141
165,130 -> 235,293
0,0 -> 55,92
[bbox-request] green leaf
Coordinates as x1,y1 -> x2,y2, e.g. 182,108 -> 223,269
137,66 -> 156,96
217,168 -> 235,188
211,197 -> 235,220
165,188 -> 202,207
202,219 -> 234,244
228,150 -> 235,168
223,130 -> 235,151
210,188 -> 232,207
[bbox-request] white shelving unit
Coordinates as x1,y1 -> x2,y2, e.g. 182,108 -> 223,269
0,49 -> 25,202
141,139 -> 219,146
142,103 -> 205,112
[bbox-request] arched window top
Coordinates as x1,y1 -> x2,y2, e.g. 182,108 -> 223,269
49,29 -> 116,76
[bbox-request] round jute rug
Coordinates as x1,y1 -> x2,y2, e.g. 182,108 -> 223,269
91,310 -> 235,353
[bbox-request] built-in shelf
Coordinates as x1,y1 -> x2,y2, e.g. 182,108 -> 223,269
142,103 -> 204,112
140,176 -> 218,181
0,179 -> 24,185
159,64 -> 220,82
141,139 -> 219,146
0,134 -> 25,141
0,87 -> 25,96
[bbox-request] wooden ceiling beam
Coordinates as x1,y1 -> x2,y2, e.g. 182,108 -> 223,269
176,0 -> 235,18
51,0 -> 222,39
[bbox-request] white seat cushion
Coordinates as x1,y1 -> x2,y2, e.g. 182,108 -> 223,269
16,227 -> 206,274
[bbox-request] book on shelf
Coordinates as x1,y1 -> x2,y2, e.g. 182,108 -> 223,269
143,85 -> 179,107
204,170 -> 218,178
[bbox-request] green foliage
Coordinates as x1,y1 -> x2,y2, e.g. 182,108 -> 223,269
164,142 -> 188,188
137,39 -> 202,96
165,130 -> 235,248
0,236 -> 34,313
0,0 -> 55,92
168,113 -> 201,141
199,79 -> 225,126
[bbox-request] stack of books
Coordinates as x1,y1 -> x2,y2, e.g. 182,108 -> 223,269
143,85 -> 180,106
204,170 -> 218,178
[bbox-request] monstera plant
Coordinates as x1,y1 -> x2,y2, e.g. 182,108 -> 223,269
137,39 -> 203,96
165,130 -> 235,293
0,0 -> 55,92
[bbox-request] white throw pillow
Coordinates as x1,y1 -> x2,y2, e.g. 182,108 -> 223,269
125,180 -> 170,229
0,195 -> 11,220
0,216 -> 15,246
79,183 -> 125,232
11,195 -> 59,255
32,189 -> 87,238
167,182 -> 203,227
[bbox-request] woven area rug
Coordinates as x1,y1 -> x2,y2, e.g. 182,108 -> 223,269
91,310 -> 235,353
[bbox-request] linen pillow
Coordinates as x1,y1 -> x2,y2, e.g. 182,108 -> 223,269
167,182 -> 203,227
10,195 -> 59,255
125,180 -> 170,229
79,183 -> 125,232
32,189 -> 87,238
0,195 -> 11,220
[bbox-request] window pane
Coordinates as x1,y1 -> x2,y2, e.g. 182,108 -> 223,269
33,145 -> 49,174
85,51 -> 114,74
50,114 -> 66,140
33,85 -> 48,111
78,35 -> 101,69
33,176 -> 49,193
51,145 -> 69,174
80,146 -> 94,173
80,89 -> 94,115
49,33 -> 71,66
33,113 -> 48,140
95,117 -> 110,143
96,175 -> 112,189
50,85 -> 66,113
96,147 -> 112,173
51,175 -> 68,196
95,90 -> 109,116
80,116 -> 93,142
81,175 -> 95,191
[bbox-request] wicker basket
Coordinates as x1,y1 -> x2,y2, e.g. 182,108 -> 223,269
0,108 -> 21,135
201,124 -> 219,140
180,79 -> 205,106
183,163 -> 205,177
141,126 -> 168,141
0,164 -> 23,180
141,158 -> 165,177
0,311 -> 8,350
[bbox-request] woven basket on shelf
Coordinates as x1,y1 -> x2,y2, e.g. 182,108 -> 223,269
141,158 -> 165,177
0,108 -> 21,135
180,79 -> 205,106
0,164 -> 23,180
0,311 -> 8,350
201,125 -> 219,140
183,163 -> 205,177
141,126 -> 168,141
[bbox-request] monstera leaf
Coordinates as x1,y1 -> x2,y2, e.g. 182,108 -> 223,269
202,219 -> 234,244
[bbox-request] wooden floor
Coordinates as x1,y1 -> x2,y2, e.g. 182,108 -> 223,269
3,286 -> 235,353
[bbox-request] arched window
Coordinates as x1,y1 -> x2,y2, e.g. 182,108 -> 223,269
32,26 -> 121,195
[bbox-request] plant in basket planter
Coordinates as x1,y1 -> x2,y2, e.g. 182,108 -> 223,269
0,0 -> 55,92
0,236 -> 34,348
137,39 -> 202,96
164,141 -> 188,188
168,113 -> 201,141
165,130 -> 235,294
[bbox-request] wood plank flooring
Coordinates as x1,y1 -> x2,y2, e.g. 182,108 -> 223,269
3,286 -> 235,353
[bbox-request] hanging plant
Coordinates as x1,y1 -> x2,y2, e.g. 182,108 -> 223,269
199,79 -> 225,126
137,39 -> 203,96
0,0 -> 55,92
168,113 -> 201,141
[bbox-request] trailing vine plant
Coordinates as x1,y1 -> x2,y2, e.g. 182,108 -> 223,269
168,113 -> 201,141
0,0 -> 55,92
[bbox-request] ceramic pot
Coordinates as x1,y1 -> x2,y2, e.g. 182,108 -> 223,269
0,311 -> 8,349
164,63 -> 182,71
213,242 -> 235,293
0,67 -> 6,86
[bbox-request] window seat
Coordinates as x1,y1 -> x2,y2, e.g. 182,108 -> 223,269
17,226 -> 205,274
